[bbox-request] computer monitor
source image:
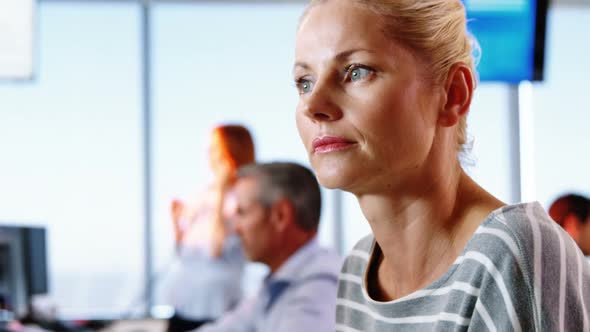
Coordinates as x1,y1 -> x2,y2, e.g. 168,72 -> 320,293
464,0 -> 550,83
0,225 -> 48,318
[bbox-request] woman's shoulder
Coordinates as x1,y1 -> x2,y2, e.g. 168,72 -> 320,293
488,201 -> 552,227
467,201 -> 586,280
472,202 -> 590,330
479,201 -> 568,251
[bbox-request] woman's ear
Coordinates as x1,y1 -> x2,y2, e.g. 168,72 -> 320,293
438,63 -> 474,127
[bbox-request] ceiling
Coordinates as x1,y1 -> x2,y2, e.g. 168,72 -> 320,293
42,0 -> 590,5
174,0 -> 588,5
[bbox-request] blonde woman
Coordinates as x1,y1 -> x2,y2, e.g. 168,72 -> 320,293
293,0 -> 590,330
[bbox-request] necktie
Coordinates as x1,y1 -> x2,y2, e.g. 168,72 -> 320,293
264,280 -> 291,313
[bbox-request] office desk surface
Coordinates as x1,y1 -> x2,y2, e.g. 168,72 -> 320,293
99,319 -> 166,332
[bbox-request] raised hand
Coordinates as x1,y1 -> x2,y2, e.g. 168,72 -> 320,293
171,199 -> 185,243
171,199 -> 185,221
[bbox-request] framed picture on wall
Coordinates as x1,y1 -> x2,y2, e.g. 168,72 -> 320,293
0,0 -> 35,80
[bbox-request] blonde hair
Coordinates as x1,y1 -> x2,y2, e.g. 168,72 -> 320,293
305,0 -> 479,152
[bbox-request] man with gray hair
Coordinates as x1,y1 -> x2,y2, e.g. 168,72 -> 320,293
197,162 -> 342,332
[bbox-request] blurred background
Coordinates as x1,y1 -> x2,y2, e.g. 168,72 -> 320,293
0,0 -> 588,323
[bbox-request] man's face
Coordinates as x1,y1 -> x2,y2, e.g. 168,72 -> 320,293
550,201 -> 590,256
234,177 -> 275,264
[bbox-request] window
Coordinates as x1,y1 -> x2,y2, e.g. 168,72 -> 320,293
532,7 -> 590,207
0,2 -> 143,319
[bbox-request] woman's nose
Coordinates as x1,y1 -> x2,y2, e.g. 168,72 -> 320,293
300,81 -> 343,122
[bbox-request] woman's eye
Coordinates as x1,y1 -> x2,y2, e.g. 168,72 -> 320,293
296,79 -> 314,94
345,65 -> 373,82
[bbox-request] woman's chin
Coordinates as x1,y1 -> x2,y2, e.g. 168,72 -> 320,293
313,164 -> 358,191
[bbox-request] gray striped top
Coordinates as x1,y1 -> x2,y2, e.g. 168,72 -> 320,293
336,202 -> 590,331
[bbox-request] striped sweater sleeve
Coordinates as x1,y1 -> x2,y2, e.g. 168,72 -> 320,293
490,202 -> 590,331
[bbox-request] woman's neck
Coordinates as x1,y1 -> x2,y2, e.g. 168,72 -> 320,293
358,169 -> 504,301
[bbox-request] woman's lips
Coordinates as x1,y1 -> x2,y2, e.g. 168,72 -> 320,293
312,136 -> 356,154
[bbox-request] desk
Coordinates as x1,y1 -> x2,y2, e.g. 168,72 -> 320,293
99,319 -> 165,332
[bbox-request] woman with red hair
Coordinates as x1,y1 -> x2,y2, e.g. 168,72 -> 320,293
166,124 -> 255,332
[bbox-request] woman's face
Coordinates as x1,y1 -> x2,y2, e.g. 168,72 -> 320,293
294,0 -> 443,194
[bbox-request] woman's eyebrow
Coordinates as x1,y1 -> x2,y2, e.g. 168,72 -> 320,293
293,61 -> 311,73
293,48 -> 375,73
334,48 -> 375,61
